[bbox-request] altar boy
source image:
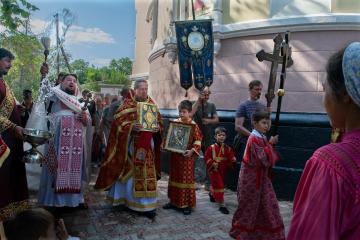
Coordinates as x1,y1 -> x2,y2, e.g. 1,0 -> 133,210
163,100 -> 202,215
204,127 -> 236,214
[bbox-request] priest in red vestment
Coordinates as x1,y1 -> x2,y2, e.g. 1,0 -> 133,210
0,48 -> 29,222
95,80 -> 163,219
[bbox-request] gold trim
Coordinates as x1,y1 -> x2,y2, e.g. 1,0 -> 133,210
169,181 -> 195,189
193,140 -> 201,146
212,188 -> 224,193
107,197 -> 158,210
0,199 -> 29,221
102,122 -> 133,168
0,222 -> 6,240
173,204 -> 193,209
121,120 -> 133,128
113,107 -> 136,120
0,81 -> 16,133
214,157 -> 226,162
0,147 -> 10,168
96,123 -> 133,191
133,191 -> 157,198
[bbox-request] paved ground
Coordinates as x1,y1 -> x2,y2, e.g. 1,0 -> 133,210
28,168 -> 291,240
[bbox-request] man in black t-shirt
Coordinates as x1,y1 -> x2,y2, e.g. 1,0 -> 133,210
191,87 -> 219,186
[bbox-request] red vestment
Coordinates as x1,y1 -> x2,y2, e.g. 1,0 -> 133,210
95,93 -> 163,199
204,143 -> 235,203
167,118 -> 202,209
230,131 -> 284,240
0,80 -> 28,221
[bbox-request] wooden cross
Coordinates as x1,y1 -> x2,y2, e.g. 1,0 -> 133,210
256,33 -> 293,107
79,92 -> 92,111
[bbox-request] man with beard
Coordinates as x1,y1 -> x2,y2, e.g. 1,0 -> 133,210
0,48 -> 29,223
38,73 -> 91,211
191,87 -> 219,189
234,80 -> 267,162
231,81 -> 267,189
95,80 -> 162,219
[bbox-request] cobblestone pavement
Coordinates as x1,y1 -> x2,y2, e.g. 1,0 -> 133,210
37,170 -> 293,240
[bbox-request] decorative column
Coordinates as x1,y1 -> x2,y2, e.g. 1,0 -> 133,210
212,0 -> 223,56
164,0 -> 178,64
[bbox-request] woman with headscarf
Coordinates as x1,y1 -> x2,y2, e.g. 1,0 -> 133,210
287,42 -> 360,239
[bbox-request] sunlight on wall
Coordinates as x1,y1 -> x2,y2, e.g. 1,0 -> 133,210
332,0 -> 360,13
223,0 -> 269,24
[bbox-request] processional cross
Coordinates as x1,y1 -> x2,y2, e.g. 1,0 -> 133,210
79,92 -> 92,111
256,32 -> 293,135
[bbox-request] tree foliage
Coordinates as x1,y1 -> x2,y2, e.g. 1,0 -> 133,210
0,1 -> 131,99
1,33 -> 43,100
0,0 -> 39,31
71,58 -> 132,92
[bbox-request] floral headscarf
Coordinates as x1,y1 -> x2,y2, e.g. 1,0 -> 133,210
343,42 -> 360,107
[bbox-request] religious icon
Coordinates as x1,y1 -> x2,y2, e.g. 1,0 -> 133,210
137,102 -> 158,132
164,121 -> 195,154
188,30 -> 205,51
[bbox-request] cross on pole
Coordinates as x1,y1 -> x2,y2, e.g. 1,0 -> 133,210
79,92 -> 92,111
256,34 -> 293,107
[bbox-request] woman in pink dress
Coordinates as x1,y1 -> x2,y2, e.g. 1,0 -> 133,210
288,42 -> 360,239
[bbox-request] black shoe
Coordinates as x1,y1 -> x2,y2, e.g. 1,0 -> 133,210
144,210 -> 156,219
219,206 -> 229,214
182,207 -> 191,215
209,193 -> 215,203
162,203 -> 174,210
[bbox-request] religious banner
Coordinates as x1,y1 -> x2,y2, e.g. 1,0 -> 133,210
175,19 -> 214,93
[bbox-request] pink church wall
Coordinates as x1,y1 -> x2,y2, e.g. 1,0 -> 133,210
148,30 -> 360,113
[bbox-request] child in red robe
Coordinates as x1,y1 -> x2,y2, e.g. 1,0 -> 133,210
204,127 -> 236,214
163,100 -> 202,215
230,110 -> 285,240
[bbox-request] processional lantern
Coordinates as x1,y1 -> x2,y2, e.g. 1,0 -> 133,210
174,0 -> 214,97
41,37 -> 51,63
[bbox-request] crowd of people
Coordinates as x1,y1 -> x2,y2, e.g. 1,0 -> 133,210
0,41 -> 359,240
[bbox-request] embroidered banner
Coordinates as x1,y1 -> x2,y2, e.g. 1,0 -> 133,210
175,19 -> 214,91
55,115 -> 83,193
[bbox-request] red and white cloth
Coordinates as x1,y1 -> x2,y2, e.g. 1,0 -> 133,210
55,115 -> 84,193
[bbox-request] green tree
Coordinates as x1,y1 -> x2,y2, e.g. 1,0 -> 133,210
109,57 -> 132,75
79,58 -> 132,92
71,59 -> 89,84
1,33 -> 43,99
0,0 -> 38,31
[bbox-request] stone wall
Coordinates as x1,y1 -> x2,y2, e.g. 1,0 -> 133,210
148,30 -> 359,113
